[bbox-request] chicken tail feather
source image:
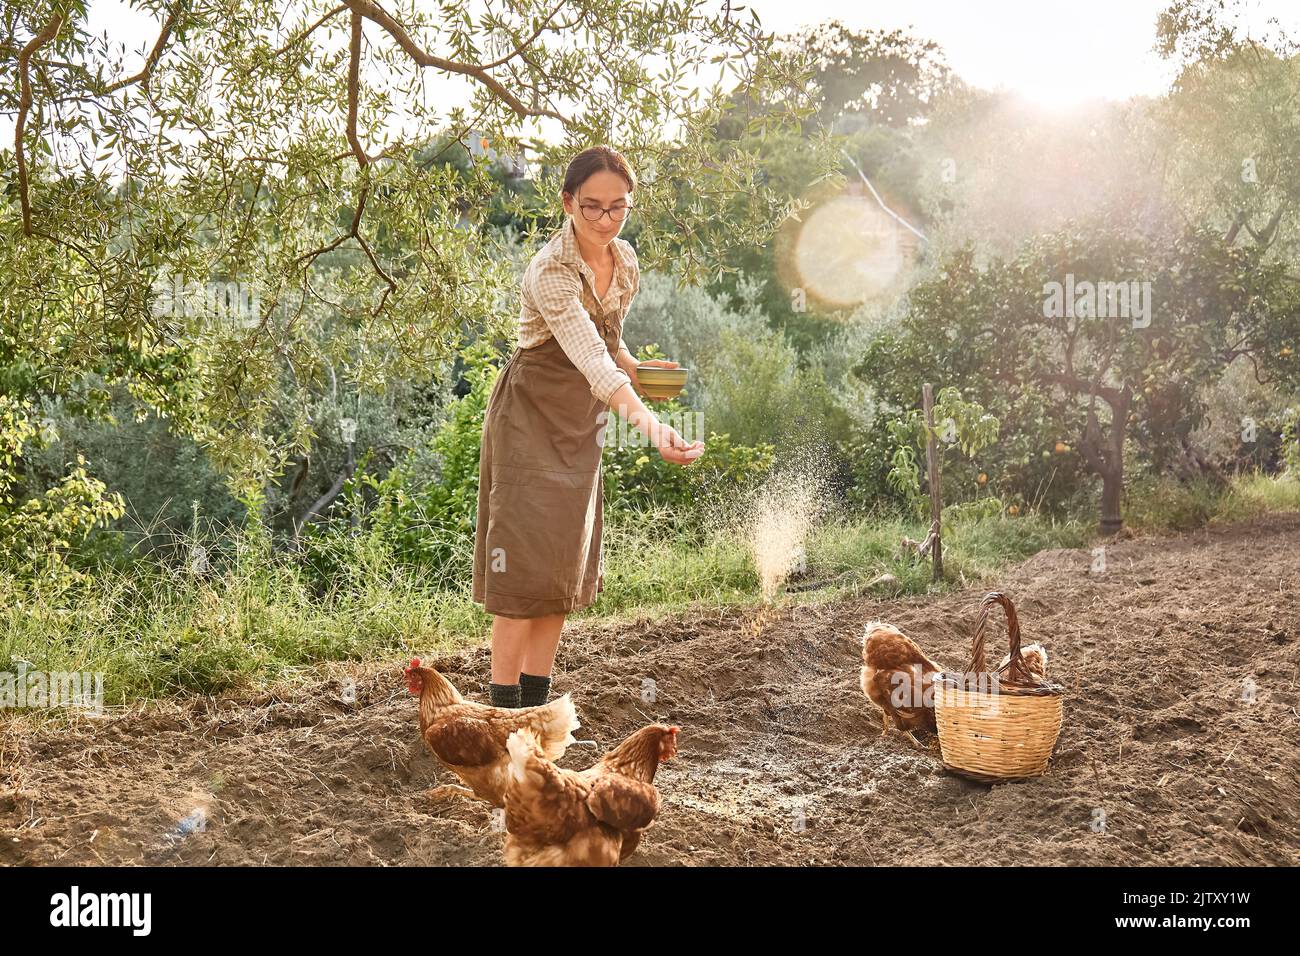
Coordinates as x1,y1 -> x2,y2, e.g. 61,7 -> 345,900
507,726 -> 542,783
1020,643 -> 1048,678
532,693 -> 580,760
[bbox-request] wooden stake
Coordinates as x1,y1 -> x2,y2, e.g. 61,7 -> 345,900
922,383 -> 943,582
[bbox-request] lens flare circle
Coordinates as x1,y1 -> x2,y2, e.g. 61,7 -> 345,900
792,195 -> 910,307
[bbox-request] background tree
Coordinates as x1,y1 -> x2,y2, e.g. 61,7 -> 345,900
797,20 -> 953,130
858,225 -> 1299,533
704,22 -> 947,346
1156,0 -> 1300,260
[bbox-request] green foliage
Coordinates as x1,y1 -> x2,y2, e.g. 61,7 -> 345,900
932,388 -> 1001,457
1156,0 -> 1300,263
5,0 -> 830,500
600,336 -> 781,516
301,341 -> 500,582
1219,472 -> 1300,518
300,334 -> 777,581
1281,408 -> 1300,475
639,315 -> 847,463
8,466 -> 1299,705
0,519 -> 485,701
1123,472 -> 1300,532
798,20 -> 954,128
591,503 -> 760,615
943,497 -> 1005,524
1123,475 -> 1221,532
24,386 -> 247,555
695,326 -> 804,446
618,271 -> 733,381
0,396 -> 124,578
1188,358 -> 1295,473
884,388 -> 999,518
403,340 -> 500,549
857,224 -> 1300,525
886,419 -> 922,502
602,420 -> 775,515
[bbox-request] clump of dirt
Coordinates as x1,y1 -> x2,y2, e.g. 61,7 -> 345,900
2,515 -> 1298,866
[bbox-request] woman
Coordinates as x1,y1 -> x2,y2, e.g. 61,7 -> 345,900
471,145 -> 704,709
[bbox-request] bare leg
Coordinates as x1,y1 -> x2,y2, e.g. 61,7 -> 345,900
491,615 -> 532,685
520,612 -> 566,677
879,710 -> 890,737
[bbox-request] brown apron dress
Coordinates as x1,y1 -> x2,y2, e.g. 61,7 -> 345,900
471,275 -> 625,619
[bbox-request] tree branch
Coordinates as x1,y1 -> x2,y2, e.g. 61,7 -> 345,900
16,14 -> 65,236
295,463 -> 354,541
346,11 -> 373,167
1224,210 -> 1246,245
1038,372 -> 1126,407
479,0 -> 568,70
342,0 -> 570,124
100,2 -> 184,94
1243,206 -> 1284,248
1078,399 -> 1109,475
273,3 -> 348,57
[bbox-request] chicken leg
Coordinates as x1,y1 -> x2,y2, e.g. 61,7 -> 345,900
877,709 -> 924,750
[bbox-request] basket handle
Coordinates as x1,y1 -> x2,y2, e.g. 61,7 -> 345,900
965,591 -> 1035,683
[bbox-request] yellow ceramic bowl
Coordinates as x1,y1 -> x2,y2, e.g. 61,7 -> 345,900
636,365 -> 689,400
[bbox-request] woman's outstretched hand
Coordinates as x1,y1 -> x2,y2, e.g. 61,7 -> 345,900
653,422 -> 705,465
606,378 -> 703,465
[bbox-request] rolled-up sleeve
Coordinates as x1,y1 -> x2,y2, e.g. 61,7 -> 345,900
524,256 -> 631,405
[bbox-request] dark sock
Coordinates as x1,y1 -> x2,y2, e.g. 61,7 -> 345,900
489,682 -> 521,708
519,673 -> 552,708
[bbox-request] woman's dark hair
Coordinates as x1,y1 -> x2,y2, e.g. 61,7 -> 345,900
561,145 -> 637,197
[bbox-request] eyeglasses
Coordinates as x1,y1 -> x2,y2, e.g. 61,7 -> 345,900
579,203 -> 633,223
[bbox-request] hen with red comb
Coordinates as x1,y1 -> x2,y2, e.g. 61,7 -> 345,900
404,658 -> 579,808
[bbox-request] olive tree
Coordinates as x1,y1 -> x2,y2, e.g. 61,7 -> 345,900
2,0 -> 828,519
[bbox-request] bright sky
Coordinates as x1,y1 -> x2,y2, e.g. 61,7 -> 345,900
78,0 -> 1300,105
756,0 -> 1171,104
76,1 -> 1145,102
752,0 -> 1298,105
10,0 -> 1298,145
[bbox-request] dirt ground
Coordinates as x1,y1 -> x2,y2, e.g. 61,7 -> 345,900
2,514 -> 1298,866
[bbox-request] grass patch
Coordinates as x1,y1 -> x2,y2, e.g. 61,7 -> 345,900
1214,472 -> 1300,522
3,473 -> 1294,706
0,533 -> 481,706
1124,472 -> 1300,533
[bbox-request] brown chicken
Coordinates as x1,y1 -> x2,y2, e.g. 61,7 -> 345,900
997,643 -> 1048,682
502,723 -> 679,867
404,658 -> 579,807
861,621 -> 946,746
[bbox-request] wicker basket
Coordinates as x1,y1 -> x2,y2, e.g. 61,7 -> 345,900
934,591 -> 1064,782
